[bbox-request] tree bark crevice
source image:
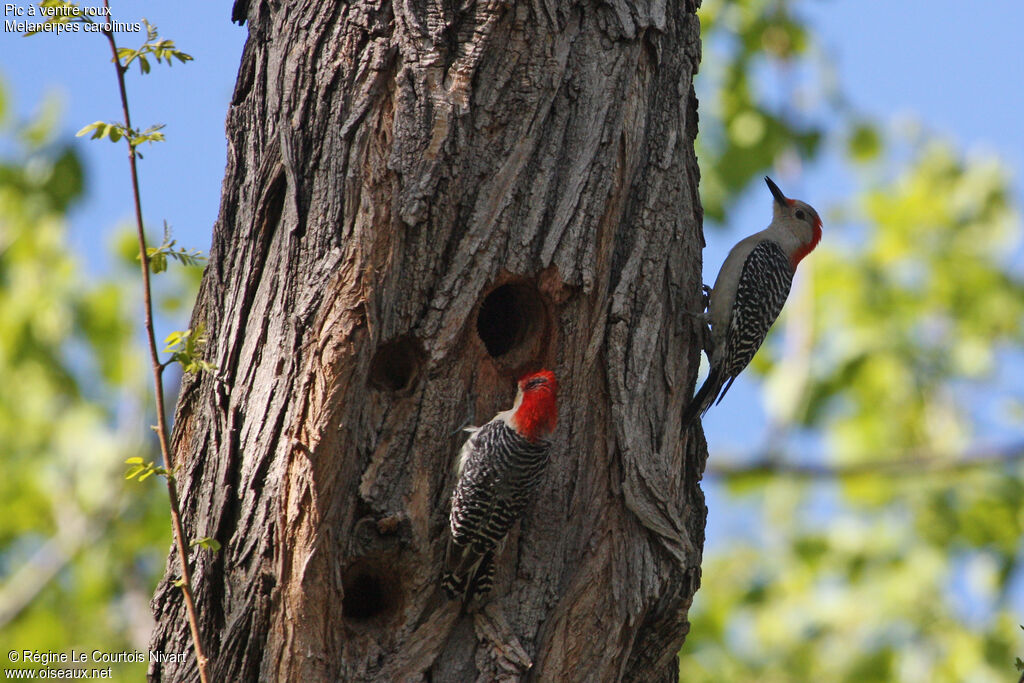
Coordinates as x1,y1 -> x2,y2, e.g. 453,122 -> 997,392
150,1 -> 707,680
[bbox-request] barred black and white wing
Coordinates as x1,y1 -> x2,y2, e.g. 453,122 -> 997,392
683,240 -> 794,423
442,419 -> 551,601
718,239 -> 794,398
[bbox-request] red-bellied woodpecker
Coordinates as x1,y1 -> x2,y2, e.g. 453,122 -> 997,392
442,369 -> 558,601
683,176 -> 822,424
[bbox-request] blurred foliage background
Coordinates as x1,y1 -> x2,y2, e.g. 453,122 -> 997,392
686,1 -> 1023,681
0,0 -> 1021,681
0,85 -> 200,678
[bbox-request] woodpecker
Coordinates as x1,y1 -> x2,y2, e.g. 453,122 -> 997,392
442,369 -> 558,601
683,176 -> 822,424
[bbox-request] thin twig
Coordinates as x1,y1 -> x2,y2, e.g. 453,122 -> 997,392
100,2 -> 209,679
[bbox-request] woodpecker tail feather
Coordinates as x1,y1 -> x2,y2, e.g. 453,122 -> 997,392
441,542 -> 494,601
682,367 -> 726,426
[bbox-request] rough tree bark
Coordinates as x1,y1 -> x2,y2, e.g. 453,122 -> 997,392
150,0 -> 707,680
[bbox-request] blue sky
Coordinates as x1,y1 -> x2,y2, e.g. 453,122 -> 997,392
2,1 -> 1021,557
1,1 -> 244,267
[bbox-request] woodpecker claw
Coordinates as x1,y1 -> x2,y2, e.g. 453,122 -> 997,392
683,284 -> 711,329
683,298 -> 713,358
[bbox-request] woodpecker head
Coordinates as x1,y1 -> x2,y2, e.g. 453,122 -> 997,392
765,175 -> 822,267
510,369 -> 558,442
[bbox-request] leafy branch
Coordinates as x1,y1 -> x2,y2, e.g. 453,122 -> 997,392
76,121 -> 165,156
36,2 -> 211,680
124,456 -> 172,482
164,325 -> 216,374
116,20 -> 194,74
143,222 -> 207,273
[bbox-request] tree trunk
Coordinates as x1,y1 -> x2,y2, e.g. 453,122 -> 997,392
149,0 -> 706,680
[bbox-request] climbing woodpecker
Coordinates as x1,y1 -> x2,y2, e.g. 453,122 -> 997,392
443,369 -> 558,601
683,176 -> 822,424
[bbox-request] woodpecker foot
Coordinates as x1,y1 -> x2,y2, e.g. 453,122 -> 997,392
682,285 -> 711,322
682,311 -> 712,357
682,309 -> 709,325
700,323 -> 713,357
687,284 -> 713,356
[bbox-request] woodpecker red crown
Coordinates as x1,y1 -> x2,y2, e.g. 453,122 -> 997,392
513,369 -> 558,441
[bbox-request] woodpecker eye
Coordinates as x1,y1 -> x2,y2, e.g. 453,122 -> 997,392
795,209 -> 805,220
525,378 -> 546,390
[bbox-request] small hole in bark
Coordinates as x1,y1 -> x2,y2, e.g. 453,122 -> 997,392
342,562 -> 398,621
476,283 -> 544,358
368,336 -> 423,393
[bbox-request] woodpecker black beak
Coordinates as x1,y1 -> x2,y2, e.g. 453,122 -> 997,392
765,176 -> 789,207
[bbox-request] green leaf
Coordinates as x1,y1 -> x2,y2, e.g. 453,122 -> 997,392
191,537 -> 222,552
75,121 -> 131,144
124,457 -> 169,482
148,250 -> 167,273
75,121 -> 105,138
163,331 -> 184,350
127,124 -> 166,149
141,227 -> 205,274
162,324 -> 215,374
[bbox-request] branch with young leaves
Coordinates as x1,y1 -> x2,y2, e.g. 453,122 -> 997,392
144,222 -> 206,273
28,3 -> 213,680
115,20 -> 193,74
76,120 -> 164,156
163,325 -> 215,374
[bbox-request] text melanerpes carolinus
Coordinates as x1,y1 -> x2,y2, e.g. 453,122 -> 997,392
442,370 -> 558,601
683,176 -> 822,424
